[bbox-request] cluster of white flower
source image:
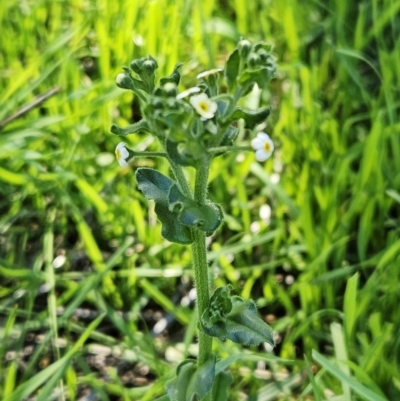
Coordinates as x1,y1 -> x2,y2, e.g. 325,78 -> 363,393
115,68 -> 274,166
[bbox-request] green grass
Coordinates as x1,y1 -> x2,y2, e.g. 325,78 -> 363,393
1,0 -> 400,400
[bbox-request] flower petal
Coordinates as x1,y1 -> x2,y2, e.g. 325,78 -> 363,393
120,147 -> 129,159
251,137 -> 264,150
116,142 -> 127,151
189,93 -> 217,119
257,132 -> 271,142
176,86 -> 201,100
196,68 -> 223,79
117,158 -> 129,167
255,149 -> 270,162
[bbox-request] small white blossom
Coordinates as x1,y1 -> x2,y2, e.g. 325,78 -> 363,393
115,142 -> 130,167
189,93 -> 218,120
176,86 -> 201,100
251,132 -> 274,162
196,68 -> 223,80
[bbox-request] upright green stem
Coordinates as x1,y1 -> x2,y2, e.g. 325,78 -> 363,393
169,162 -> 192,198
191,159 -> 214,401
161,140 -> 212,364
170,156 -> 213,400
161,138 -> 193,199
191,158 -> 213,365
168,157 -> 213,363
191,229 -> 212,365
194,157 -> 210,204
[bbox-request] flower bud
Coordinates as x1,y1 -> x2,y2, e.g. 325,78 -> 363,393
257,49 -> 269,62
115,73 -> 127,86
238,39 -> 252,58
115,70 -> 134,90
163,82 -> 178,97
247,52 -> 260,68
143,59 -> 158,75
130,58 -> 143,74
166,97 -> 179,109
151,97 -> 164,109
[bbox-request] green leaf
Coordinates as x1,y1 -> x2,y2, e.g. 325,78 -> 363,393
204,120 -> 218,136
201,286 -> 275,346
225,48 -> 240,91
304,354 -> 323,401
165,140 -> 197,166
135,168 -> 193,244
230,106 -> 270,128
168,184 -> 224,234
206,285 -> 233,324
312,350 -> 389,401
214,94 -> 234,120
165,356 -> 216,401
131,76 -> 149,93
212,371 -> 233,401
253,42 -> 273,53
179,202 -> 223,235
4,315 -> 105,401
110,119 -> 150,136
239,66 -> 275,91
160,62 -> 184,86
220,126 -> 239,148
162,109 -> 194,141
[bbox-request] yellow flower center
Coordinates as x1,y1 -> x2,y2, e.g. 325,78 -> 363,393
199,101 -> 209,112
115,149 -> 121,160
263,142 -> 271,152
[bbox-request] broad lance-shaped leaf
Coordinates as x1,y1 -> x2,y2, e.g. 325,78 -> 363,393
229,106 -> 270,128
225,48 -> 240,91
111,119 -> 150,136
135,168 -> 192,244
168,184 -> 223,235
165,356 -> 216,401
200,286 -> 275,346
212,371 -> 233,401
239,66 -> 275,91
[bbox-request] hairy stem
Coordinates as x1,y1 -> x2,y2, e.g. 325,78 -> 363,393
191,229 -> 212,365
191,158 -> 213,364
160,138 -> 193,199
194,157 -> 210,205
208,145 -> 252,154
171,157 -> 213,399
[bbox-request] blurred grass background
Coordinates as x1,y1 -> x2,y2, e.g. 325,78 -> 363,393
1,0 -> 400,400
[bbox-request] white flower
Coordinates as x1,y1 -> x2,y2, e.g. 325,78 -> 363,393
189,93 -> 218,120
115,142 -> 130,167
196,68 -> 223,80
251,132 -> 274,162
176,86 -> 201,100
